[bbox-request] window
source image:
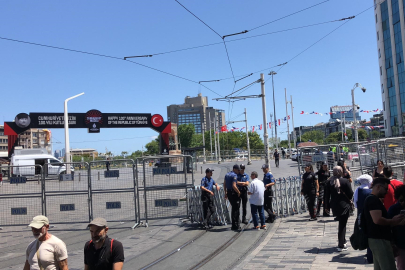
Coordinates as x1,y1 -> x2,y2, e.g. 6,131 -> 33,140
379,48 -> 381,58
32,133 -> 37,137
380,66 -> 383,75
383,101 -> 385,110
382,84 -> 384,93
376,14 -> 378,23
377,31 -> 379,40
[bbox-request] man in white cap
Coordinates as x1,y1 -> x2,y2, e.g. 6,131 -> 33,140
24,215 -> 68,270
84,217 -> 124,270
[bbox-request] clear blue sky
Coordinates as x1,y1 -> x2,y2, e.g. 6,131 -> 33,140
0,0 -> 380,154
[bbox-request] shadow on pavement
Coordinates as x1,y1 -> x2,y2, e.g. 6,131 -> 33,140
317,219 -> 337,223
331,254 -> 368,265
284,218 -> 311,223
305,247 -> 337,254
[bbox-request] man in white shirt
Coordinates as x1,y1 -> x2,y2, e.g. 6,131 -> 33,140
23,215 -> 68,270
248,171 -> 266,230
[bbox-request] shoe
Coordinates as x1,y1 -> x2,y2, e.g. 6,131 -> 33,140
343,243 -> 347,249
242,218 -> 248,225
231,226 -> 241,231
334,217 -> 339,221
255,226 -> 260,231
323,213 -> 330,217
260,225 -> 267,230
337,247 -> 348,252
316,212 -> 321,217
309,217 -> 317,221
208,224 -> 213,229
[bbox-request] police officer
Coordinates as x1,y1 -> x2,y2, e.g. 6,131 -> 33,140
237,164 -> 250,224
262,164 -> 276,223
201,168 -> 220,230
224,164 -> 241,230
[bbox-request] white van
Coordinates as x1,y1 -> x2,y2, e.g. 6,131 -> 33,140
10,148 -> 73,176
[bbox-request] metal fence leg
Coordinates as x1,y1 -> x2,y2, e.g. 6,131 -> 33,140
131,160 -> 139,230
143,159 -> 148,227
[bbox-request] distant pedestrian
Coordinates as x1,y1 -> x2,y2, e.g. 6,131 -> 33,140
201,168 -> 220,230
273,149 -> 280,167
324,166 -> 353,252
364,178 -> 405,269
353,174 -> 373,263
388,185 -> 405,270
248,171 -> 266,230
237,164 -> 250,224
281,149 -> 286,159
315,162 -> 330,217
301,163 -> 319,221
382,165 -> 403,211
24,215 -> 68,270
106,158 -> 110,171
373,160 -> 385,179
84,218 -> 124,270
224,164 -> 241,230
262,164 -> 276,223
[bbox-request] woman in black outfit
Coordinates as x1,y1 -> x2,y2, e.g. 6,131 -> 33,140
372,160 -> 384,179
337,159 -> 352,183
324,166 -> 354,252
315,162 -> 330,217
301,163 -> 319,221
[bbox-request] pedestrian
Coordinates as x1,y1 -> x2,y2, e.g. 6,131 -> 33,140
224,164 -> 241,230
353,174 -> 373,263
315,162 -> 330,217
364,177 -> 405,269
248,171 -> 266,230
273,149 -> 280,168
337,159 -> 352,183
382,165 -> 404,211
281,148 -> 286,159
24,215 -> 68,270
388,185 -> 405,270
201,168 -> 220,230
106,158 -> 110,171
373,160 -> 385,179
237,164 -> 250,225
301,163 -> 319,221
262,164 -> 276,223
327,147 -> 335,170
324,166 -> 353,252
84,218 -> 124,270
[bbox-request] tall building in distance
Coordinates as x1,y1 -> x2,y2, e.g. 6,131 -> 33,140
0,125 -> 8,154
329,105 -> 361,122
375,0 -> 405,136
167,93 -> 225,134
18,128 -> 52,154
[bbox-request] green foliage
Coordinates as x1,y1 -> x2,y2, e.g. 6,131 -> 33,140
178,124 -> 195,148
357,129 -> 368,141
145,140 -> 159,155
301,130 -> 325,144
279,140 -> 289,148
326,132 -> 342,144
371,130 -> 381,139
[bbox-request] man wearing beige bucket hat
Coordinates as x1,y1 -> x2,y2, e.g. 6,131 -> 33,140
23,215 -> 68,270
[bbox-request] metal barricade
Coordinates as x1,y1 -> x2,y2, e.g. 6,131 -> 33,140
380,137 -> 405,167
139,155 -> 194,226
89,159 -> 138,227
0,165 -> 44,227
44,162 -> 90,224
298,144 -> 339,174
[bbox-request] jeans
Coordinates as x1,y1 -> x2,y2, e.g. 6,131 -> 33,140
338,213 -> 349,248
251,204 -> 265,227
240,189 -> 248,220
368,238 -> 397,270
227,189 -> 241,228
202,193 -> 215,226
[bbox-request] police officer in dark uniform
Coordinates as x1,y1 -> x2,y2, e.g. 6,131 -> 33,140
224,164 -> 241,230
201,168 -> 220,230
262,164 -> 276,223
237,164 -> 250,224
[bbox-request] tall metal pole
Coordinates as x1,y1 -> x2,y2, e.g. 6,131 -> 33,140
290,95 -> 296,149
261,74 -> 270,167
214,113 -> 218,161
341,111 -> 344,142
216,112 -> 221,164
209,112 -> 213,158
352,88 -> 358,142
64,92 -> 84,174
270,113 -> 274,148
202,121 -> 206,164
245,108 -> 252,165
270,71 -> 278,149
344,115 -> 347,142
285,88 -> 291,155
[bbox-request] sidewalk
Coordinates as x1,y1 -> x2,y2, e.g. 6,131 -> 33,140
236,213 -> 373,270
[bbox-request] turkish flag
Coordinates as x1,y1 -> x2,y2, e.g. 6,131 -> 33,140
278,119 -> 280,126
221,125 -> 228,132
300,111 -> 304,114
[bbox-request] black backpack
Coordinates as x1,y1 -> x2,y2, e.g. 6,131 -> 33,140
350,198 -> 369,250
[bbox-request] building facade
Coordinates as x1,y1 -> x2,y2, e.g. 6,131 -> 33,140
18,129 -> 52,154
167,94 -> 225,134
329,105 -> 361,122
375,0 -> 405,136
0,125 -> 8,153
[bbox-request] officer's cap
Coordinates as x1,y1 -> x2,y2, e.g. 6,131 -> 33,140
240,164 -> 245,169
233,164 -> 240,170
261,164 -> 269,169
205,168 -> 214,173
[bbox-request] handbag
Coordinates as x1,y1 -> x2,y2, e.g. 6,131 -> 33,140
350,213 -> 368,250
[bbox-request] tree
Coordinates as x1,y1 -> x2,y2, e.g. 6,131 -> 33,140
121,151 -> 128,158
301,130 -> 325,144
247,132 -> 264,149
326,132 -> 342,144
178,124 -> 195,148
371,130 -> 381,139
357,129 -> 368,141
145,139 -> 159,155
279,140 -> 289,148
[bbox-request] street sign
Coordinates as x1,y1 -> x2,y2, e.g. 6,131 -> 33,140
59,174 -> 74,181
153,167 -> 177,175
10,177 -> 27,184
155,199 -> 178,207
11,207 -> 27,215
104,170 -> 119,178
106,201 -> 121,209
60,204 -> 75,211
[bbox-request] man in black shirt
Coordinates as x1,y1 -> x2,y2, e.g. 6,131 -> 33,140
364,178 -> 405,270
84,218 -> 124,270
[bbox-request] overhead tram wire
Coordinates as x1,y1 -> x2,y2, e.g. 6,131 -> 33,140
0,36 -> 223,97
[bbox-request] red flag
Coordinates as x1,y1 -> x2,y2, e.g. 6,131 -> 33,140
252,126 -> 255,132
278,119 -> 280,126
221,125 -> 228,132
269,122 -> 272,129
260,124 -> 262,130
288,115 -> 291,120
300,111 -> 304,114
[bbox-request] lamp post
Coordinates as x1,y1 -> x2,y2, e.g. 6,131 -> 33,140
351,83 -> 366,142
269,71 -> 278,149
64,92 -> 84,174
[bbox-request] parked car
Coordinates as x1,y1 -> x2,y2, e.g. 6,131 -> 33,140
291,151 -> 300,161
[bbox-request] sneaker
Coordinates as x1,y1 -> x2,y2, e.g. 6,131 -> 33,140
260,225 -> 267,230
337,247 -> 348,252
255,226 -> 260,231
316,212 -> 321,217
343,243 -> 347,249
208,224 -> 213,229
242,218 -> 248,225
309,217 -> 317,221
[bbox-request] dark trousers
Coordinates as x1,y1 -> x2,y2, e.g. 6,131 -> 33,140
240,189 -> 248,220
304,193 -> 317,218
316,186 -> 325,215
275,159 -> 279,167
227,189 -> 241,228
338,212 -> 349,248
251,204 -> 265,227
264,189 -> 275,221
202,193 -> 215,226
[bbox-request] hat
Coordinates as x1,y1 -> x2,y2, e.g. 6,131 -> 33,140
28,215 -> 49,229
261,164 -> 269,169
88,217 -> 107,228
205,168 -> 214,173
240,164 -> 245,169
233,164 -> 240,170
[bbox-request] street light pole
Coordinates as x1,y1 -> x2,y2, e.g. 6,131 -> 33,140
270,113 -> 274,148
269,71 -> 278,149
64,92 -> 84,174
285,88 -> 291,155
244,108 -> 252,165
260,74 -> 270,167
351,83 -> 366,142
290,95 -> 296,149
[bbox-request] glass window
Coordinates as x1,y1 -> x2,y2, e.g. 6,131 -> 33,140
382,84 -> 384,93
377,31 -> 379,40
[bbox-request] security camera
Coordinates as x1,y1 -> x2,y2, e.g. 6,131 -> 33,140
361,87 -> 366,93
